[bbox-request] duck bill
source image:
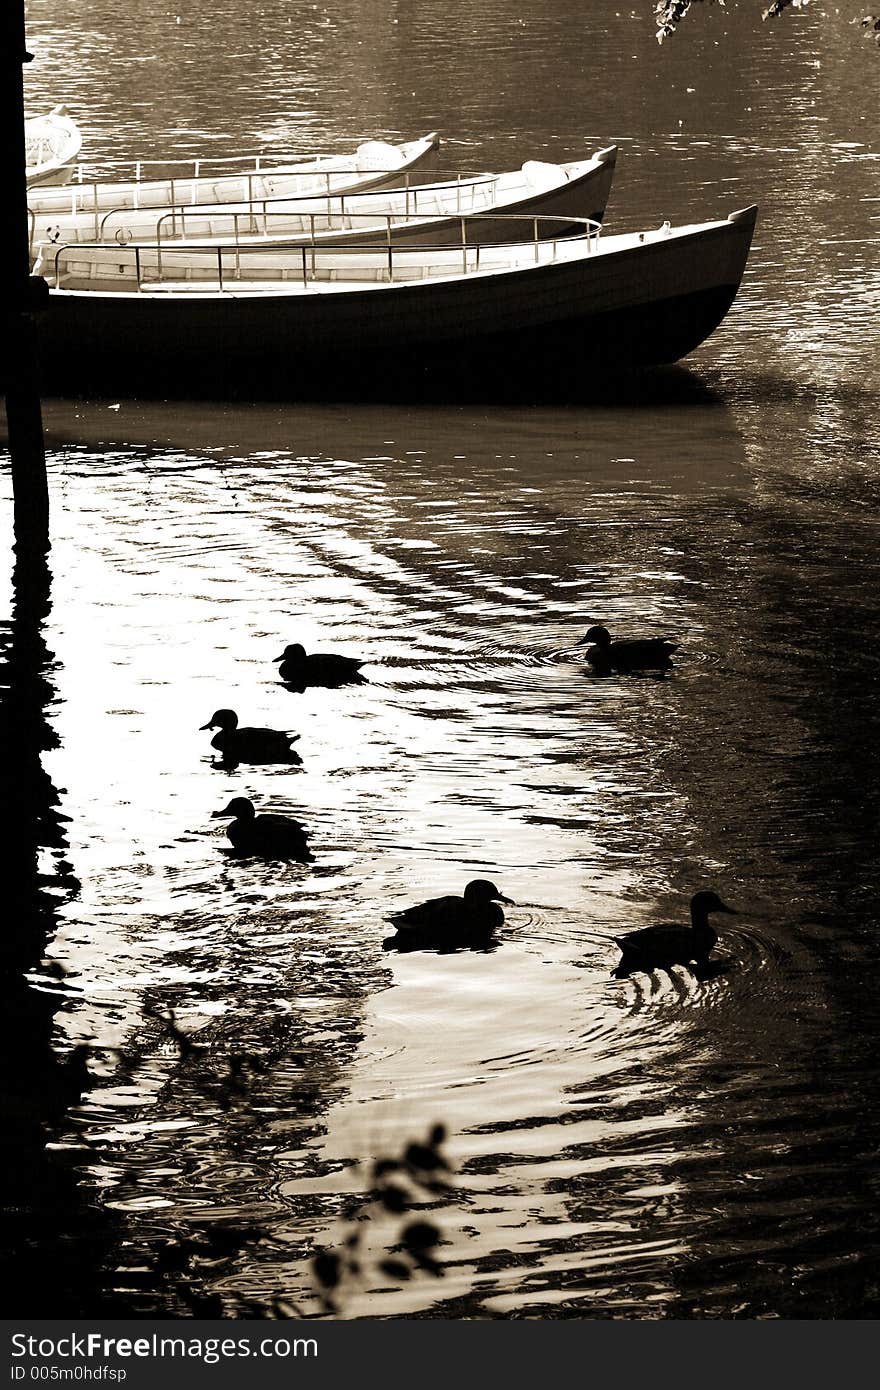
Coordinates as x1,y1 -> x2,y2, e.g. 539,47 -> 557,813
273,654 -> 285,662
199,721 -> 214,730
495,895 -> 515,905
211,810 -> 233,819
718,902 -> 738,914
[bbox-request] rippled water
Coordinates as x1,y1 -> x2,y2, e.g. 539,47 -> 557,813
3,0 -> 879,1319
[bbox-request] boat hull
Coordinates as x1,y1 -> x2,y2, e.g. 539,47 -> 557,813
35,209 -> 757,401
25,108 -> 83,187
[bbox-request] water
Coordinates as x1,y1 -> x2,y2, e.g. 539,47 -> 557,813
3,0 -> 879,1318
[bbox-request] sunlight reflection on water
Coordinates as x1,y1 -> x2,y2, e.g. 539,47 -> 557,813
6,0 -> 880,1320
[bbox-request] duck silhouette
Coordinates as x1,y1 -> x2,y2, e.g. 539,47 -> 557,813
211,796 -> 312,861
383,878 -> 513,953
612,890 -> 736,978
200,709 -> 302,764
580,624 -> 677,675
275,642 -> 366,689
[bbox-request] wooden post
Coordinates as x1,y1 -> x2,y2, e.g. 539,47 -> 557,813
1,0 -> 50,557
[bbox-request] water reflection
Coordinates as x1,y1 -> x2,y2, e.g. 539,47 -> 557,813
0,548 -> 119,1314
7,371 -> 878,1317
16,0 -> 880,1319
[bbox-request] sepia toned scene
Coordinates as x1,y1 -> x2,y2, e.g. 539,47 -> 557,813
2,0 -> 879,1323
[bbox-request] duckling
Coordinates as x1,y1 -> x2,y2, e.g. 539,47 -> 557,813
275,642 -> 366,689
211,796 -> 312,861
383,878 -> 513,952
580,624 -> 677,675
612,890 -> 736,978
200,708 -> 302,764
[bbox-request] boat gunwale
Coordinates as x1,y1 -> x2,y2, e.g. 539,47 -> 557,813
46,208 -> 757,302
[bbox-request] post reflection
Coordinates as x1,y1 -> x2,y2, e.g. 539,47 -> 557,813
0,548 -> 115,1314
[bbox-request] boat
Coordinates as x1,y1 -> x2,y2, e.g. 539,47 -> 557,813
25,132 -> 440,219
34,206 -> 758,401
29,147 -> 617,263
25,107 -> 83,187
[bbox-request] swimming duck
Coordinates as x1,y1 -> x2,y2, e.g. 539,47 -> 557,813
580,624 -> 677,674
612,890 -> 736,978
275,643 -> 366,689
211,796 -> 312,861
383,878 -> 513,952
200,708 -> 302,764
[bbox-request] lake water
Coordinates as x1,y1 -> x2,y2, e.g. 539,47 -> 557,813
3,0 -> 879,1318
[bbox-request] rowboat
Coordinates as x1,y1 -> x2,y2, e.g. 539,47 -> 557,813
34,206 -> 757,400
32,147 -> 618,269
25,132 -> 440,219
25,107 -> 83,187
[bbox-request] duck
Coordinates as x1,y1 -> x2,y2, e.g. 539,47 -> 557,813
612,890 -> 736,978
274,642 -> 366,689
211,796 -> 312,861
200,709 -> 302,764
383,878 -> 514,952
580,624 -> 677,674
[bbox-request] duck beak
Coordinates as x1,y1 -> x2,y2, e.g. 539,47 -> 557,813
199,721 -> 214,730
273,654 -> 285,662
718,902 -> 737,914
211,809 -> 232,819
495,895 -> 515,905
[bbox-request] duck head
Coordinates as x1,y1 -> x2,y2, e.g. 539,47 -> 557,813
581,625 -> 611,647
212,797 -> 255,821
275,643 -> 306,662
691,890 -> 737,917
463,878 -> 514,906
200,708 -> 238,731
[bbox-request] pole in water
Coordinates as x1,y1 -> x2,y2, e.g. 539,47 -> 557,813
1,0 -> 50,557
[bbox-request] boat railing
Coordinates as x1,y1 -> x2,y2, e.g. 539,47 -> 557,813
50,214 -> 601,293
65,150 -> 375,187
93,172 -> 501,245
26,137 -> 51,168
62,139 -> 440,187
145,191 -> 522,250
29,169 -> 499,236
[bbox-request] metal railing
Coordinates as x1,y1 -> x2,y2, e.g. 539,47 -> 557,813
148,194 -> 505,253
100,171 -> 500,244
27,157 -> 446,218
70,148 -> 367,181
28,132 -> 436,216
27,172 -> 501,259
51,214 -> 601,294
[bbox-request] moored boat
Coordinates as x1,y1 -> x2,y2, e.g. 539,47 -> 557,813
30,147 -> 617,263
35,206 -> 758,401
25,132 -> 440,219
25,107 -> 83,187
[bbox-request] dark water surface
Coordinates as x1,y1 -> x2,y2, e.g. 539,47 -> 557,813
3,0 -> 879,1317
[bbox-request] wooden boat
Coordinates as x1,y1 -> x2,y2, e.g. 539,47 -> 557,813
25,132 -> 440,219
30,147 -> 617,263
25,107 -> 83,187
35,207 -> 758,401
